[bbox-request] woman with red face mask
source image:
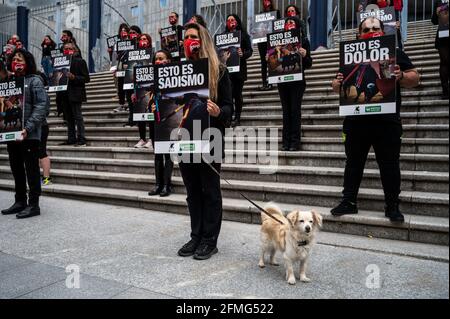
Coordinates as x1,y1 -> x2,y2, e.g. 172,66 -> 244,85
331,17 -> 420,222
133,33 -> 154,149
147,50 -> 174,198
258,0 -> 281,91
41,35 -> 56,81
114,24 -> 132,113
120,25 -> 142,128
284,5 -> 309,38
58,42 -> 90,146
224,14 -> 253,127
432,0 -> 449,99
1,49 -> 48,219
276,16 -> 312,152
177,23 -> 233,261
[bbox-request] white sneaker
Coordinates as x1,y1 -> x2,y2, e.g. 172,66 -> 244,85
134,140 -> 147,148
143,141 -> 152,149
114,105 -> 125,113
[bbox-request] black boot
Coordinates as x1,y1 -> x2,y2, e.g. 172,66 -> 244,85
149,158 -> 164,196
160,157 -> 174,197
17,199 -> 40,219
385,203 -> 405,223
232,115 -> 241,128
1,201 -> 27,215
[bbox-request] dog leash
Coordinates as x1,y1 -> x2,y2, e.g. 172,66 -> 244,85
202,159 -> 285,226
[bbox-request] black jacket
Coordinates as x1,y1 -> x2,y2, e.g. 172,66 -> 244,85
67,56 -> 90,103
432,0 -> 449,49
230,30 -> 253,82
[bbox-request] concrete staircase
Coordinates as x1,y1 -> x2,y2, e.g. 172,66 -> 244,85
0,21 -> 448,245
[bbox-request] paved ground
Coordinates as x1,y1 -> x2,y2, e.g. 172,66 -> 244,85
0,190 -> 448,299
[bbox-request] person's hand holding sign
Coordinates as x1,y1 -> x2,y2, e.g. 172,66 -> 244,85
238,48 -> 243,57
207,99 -> 221,117
299,48 -> 307,58
67,72 -> 76,81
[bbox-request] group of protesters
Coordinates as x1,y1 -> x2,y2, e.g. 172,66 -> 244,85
1,0 -> 447,260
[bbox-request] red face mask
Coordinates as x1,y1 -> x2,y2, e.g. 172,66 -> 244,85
287,9 -> 297,17
360,31 -> 385,39
61,35 -> 69,43
64,49 -> 75,55
285,21 -> 297,31
120,31 -> 128,39
169,16 -> 177,25
139,40 -> 149,48
12,62 -> 26,74
155,60 -> 165,65
44,39 -> 51,45
15,43 -> 23,49
129,33 -> 138,40
263,0 -> 272,10
9,38 -> 17,45
227,20 -> 237,31
184,38 -> 201,58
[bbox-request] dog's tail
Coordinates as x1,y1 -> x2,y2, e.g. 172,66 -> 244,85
261,203 -> 284,223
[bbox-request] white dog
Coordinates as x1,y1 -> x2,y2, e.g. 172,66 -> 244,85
259,204 -> 322,285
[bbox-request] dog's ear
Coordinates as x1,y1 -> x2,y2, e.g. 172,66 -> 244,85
312,210 -> 323,228
287,211 -> 299,227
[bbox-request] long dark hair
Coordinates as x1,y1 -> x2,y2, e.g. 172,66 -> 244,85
118,23 -> 130,37
11,48 -> 37,76
190,14 -> 207,28
41,35 -> 56,47
225,14 -> 247,33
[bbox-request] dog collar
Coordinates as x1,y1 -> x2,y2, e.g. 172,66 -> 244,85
297,241 -> 309,246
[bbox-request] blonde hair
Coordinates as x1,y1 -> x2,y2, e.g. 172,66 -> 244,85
184,22 -> 222,102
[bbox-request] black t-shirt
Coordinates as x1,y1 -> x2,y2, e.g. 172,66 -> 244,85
341,48 -> 415,124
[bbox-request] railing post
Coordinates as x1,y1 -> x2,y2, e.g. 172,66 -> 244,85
89,0 -> 102,73
17,5 -> 29,49
55,2 -> 62,43
247,0 -> 254,36
402,0 -> 408,43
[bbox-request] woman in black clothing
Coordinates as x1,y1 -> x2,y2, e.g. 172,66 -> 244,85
224,14 -> 253,127
1,49 -> 48,219
277,16 -> 312,152
432,1 -> 449,99
148,50 -> 174,198
41,35 -> 56,80
258,0 -> 280,91
177,22 -> 233,261
114,23 -> 132,113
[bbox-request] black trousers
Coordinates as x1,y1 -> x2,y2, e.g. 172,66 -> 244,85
258,42 -> 268,86
278,81 -> 306,148
342,120 -> 402,206
7,140 -> 41,206
117,77 -> 133,106
438,46 -> 449,96
231,78 -> 244,120
138,121 -> 151,140
150,123 -> 174,187
63,100 -> 85,143
179,162 -> 223,246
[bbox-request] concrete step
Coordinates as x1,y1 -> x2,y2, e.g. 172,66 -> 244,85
42,134 -> 449,156
0,165 -> 446,218
0,179 -> 446,245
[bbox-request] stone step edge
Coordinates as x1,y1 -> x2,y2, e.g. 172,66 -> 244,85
0,165 -> 447,206
0,180 -> 446,246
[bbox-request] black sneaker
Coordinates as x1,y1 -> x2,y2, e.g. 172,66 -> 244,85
193,242 -> 218,260
178,239 -> 200,257
76,141 -> 87,147
385,204 -> 405,223
331,200 -> 358,216
59,141 -> 77,146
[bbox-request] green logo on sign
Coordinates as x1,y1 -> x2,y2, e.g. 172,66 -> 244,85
365,106 -> 382,113
148,114 -> 155,121
180,143 -> 195,152
6,134 -> 15,140
284,76 -> 294,81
